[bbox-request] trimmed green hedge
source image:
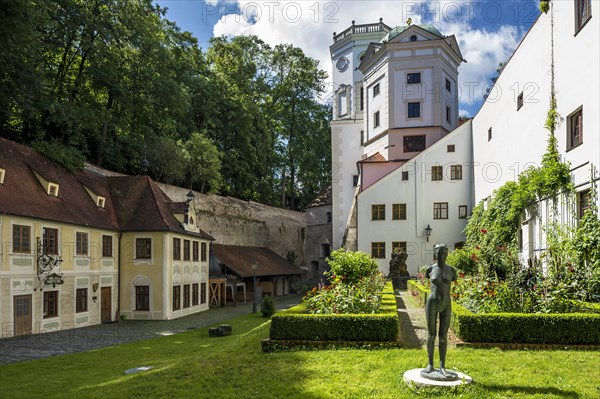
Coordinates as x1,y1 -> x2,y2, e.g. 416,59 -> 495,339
407,280 -> 428,306
270,282 -> 398,341
407,280 -> 600,344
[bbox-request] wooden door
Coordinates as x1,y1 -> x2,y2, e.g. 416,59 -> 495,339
101,287 -> 111,323
14,295 -> 32,336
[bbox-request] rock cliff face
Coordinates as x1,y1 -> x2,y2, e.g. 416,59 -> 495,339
158,183 -> 306,266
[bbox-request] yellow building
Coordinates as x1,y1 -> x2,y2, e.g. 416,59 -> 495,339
108,176 -> 212,320
0,138 -> 213,336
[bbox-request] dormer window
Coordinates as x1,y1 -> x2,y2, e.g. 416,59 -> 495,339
48,183 -> 59,197
189,216 -> 194,225
0,168 -> 5,184
97,196 -> 106,208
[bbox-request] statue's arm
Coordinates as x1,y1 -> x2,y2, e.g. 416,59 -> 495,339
425,265 -> 433,278
451,266 -> 458,282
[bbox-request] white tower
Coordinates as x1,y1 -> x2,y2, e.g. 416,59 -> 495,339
330,21 -> 464,250
330,19 -> 391,249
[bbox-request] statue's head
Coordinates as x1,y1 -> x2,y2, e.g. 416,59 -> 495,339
434,244 -> 448,263
391,248 -> 408,261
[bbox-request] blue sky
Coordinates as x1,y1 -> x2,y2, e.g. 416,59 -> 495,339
157,0 -> 541,116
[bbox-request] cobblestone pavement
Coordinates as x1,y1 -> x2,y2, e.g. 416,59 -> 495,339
0,295 -> 302,365
396,290 -> 459,349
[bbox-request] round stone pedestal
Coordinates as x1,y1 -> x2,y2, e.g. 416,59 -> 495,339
403,368 -> 472,388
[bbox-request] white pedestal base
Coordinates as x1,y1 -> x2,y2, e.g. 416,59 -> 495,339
403,368 -> 472,388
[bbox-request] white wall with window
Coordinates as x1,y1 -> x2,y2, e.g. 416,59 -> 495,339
357,121 -> 473,275
472,2 -> 598,263
473,2 -> 598,206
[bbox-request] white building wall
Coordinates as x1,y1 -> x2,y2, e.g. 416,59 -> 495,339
393,67 -> 435,128
331,120 -> 362,248
357,121 -> 473,275
472,14 -> 552,203
553,1 -> 599,188
473,3 -> 599,204
364,61 -> 389,141
472,3 -> 599,261
330,27 -> 390,248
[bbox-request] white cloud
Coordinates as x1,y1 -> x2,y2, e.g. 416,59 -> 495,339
450,24 -> 522,105
210,1 -> 525,109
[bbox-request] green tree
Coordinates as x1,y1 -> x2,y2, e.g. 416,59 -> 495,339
180,132 -> 222,193
268,44 -> 329,209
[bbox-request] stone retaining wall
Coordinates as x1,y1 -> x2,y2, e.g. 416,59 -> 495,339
158,183 -> 307,266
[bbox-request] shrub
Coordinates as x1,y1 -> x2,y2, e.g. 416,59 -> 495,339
303,272 -> 385,314
261,295 -> 276,318
326,249 -> 378,285
407,280 -> 428,306
447,248 -> 478,275
270,282 -> 398,341
409,281 -> 600,344
451,302 -> 600,344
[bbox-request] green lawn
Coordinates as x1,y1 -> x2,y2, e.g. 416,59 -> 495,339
1,314 -> 598,399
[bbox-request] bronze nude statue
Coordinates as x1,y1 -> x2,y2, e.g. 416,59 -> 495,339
421,243 -> 459,381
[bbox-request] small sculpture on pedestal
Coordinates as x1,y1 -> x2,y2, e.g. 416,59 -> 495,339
388,248 -> 410,289
421,243 -> 458,381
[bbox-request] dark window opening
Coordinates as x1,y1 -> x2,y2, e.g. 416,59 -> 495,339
407,73 -> 421,84
403,135 -> 426,152
408,102 -> 420,118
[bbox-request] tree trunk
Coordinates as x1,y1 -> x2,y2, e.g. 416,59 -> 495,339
280,167 -> 286,207
96,90 -> 114,166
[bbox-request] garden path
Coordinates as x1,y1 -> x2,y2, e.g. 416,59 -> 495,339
396,290 -> 459,348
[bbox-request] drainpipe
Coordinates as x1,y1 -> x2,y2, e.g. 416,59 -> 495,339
0,215 -> 3,271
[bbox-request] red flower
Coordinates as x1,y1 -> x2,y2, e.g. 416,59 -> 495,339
481,229 -> 488,234
475,245 -> 480,250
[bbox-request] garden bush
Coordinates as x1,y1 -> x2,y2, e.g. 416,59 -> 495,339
270,282 -> 398,341
407,280 -> 428,306
261,295 -> 276,318
451,302 -> 600,344
303,249 -> 385,315
325,248 -> 379,285
409,280 -> 600,344
303,272 -> 385,314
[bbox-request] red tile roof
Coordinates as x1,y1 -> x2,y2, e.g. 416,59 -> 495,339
0,137 -> 213,239
359,152 -> 387,163
212,244 -> 306,278
0,138 -> 119,230
108,176 -> 212,239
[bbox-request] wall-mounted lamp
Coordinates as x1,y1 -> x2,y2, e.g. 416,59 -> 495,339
35,238 -> 63,291
425,224 -> 432,242
45,273 -> 64,288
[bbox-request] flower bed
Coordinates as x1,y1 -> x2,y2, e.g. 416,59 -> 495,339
268,282 -> 398,342
408,280 -> 600,345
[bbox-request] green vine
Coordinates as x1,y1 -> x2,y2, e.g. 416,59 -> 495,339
459,133 -> 572,278
540,0 -> 551,14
